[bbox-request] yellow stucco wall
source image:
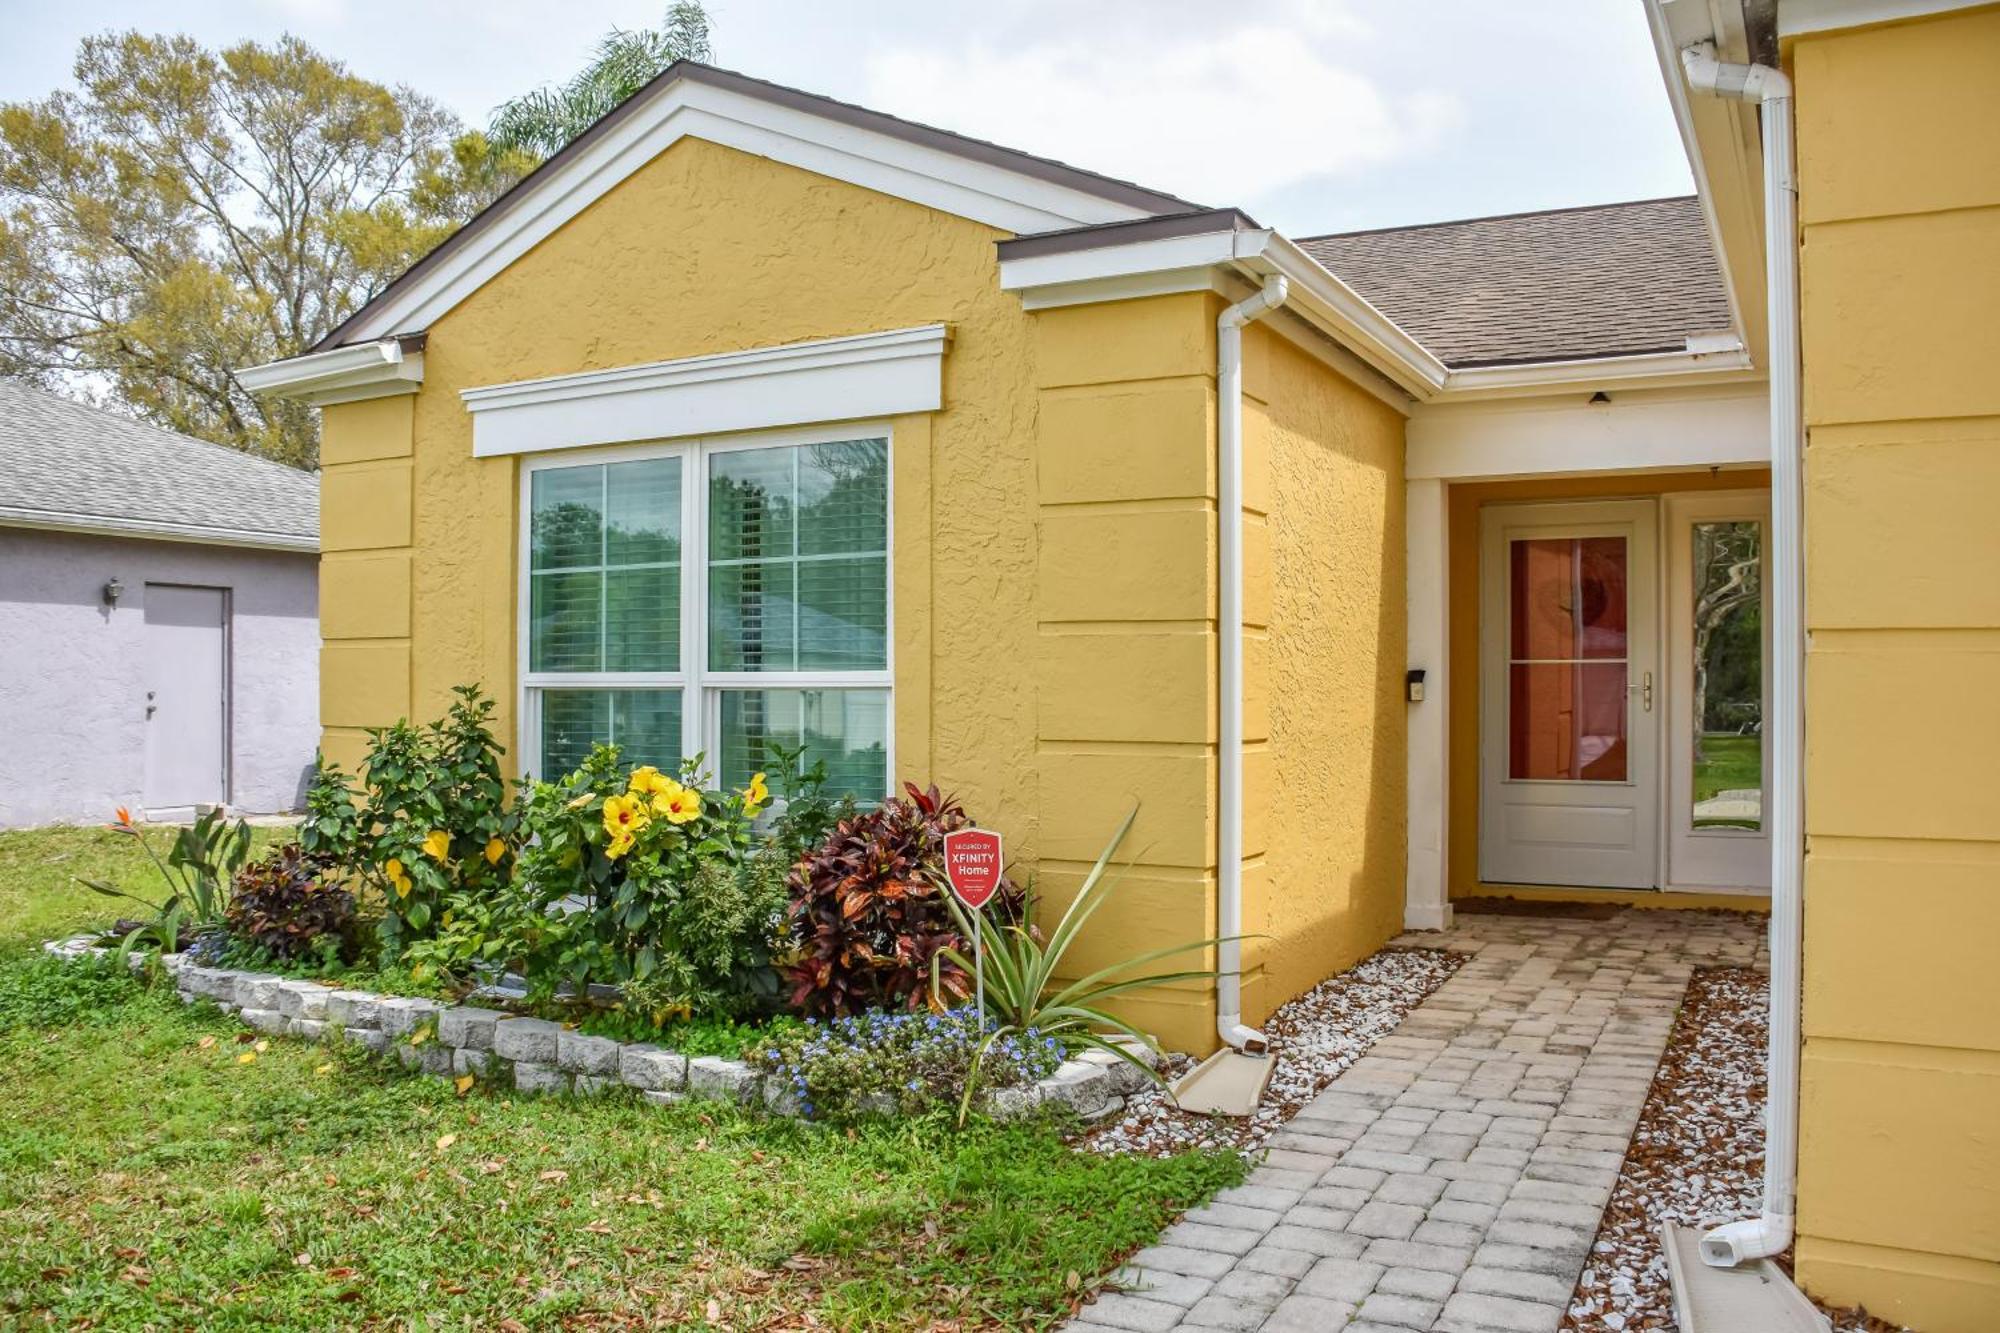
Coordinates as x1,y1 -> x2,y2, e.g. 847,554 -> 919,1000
1442,469 -> 1773,909
316,137 -> 1258,1051
1236,323 -> 1408,1018
1790,10 -> 2000,1329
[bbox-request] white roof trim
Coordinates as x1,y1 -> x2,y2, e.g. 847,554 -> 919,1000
1777,0 -> 1990,37
1001,223 -> 1761,401
333,79 -> 1156,348
0,506 -> 318,553
462,323 -> 949,458
237,339 -> 422,406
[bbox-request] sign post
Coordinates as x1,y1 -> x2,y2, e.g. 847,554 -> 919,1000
942,828 -> 1004,1029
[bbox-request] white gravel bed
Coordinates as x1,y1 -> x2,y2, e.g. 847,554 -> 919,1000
1080,946 -> 1464,1158
1563,966 -> 1907,1333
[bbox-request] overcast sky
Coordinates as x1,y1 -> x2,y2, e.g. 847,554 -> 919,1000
0,0 -> 1694,236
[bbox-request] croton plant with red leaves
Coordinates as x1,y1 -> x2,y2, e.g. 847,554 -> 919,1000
785,783 -> 1023,1018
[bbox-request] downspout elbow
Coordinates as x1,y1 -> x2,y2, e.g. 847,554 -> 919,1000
1680,40 -> 1792,103
1699,1213 -> 1794,1268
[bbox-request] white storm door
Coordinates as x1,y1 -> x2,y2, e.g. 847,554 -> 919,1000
1665,493 -> 1772,889
143,584 -> 228,811
1479,501 -> 1660,889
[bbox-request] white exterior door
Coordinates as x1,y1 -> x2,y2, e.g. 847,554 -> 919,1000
1479,501 -> 1660,888
143,584 -> 228,812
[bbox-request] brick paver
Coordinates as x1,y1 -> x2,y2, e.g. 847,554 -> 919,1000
1067,909 -> 1765,1333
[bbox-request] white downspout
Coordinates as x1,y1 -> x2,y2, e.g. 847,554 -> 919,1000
1680,40 -> 1803,1269
1216,274 -> 1288,1053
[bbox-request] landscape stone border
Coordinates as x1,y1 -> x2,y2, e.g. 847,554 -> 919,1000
41,937 -> 1159,1120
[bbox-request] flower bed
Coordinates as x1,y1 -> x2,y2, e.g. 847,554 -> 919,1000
40,937 -> 1158,1122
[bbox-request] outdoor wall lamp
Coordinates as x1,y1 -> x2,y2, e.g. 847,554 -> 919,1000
1406,668 -> 1426,703
101,577 -> 123,607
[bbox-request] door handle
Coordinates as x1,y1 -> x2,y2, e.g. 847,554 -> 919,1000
145,689 -> 157,719
1632,672 -> 1653,712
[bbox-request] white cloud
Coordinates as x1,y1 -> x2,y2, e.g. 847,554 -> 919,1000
861,18 -> 1458,210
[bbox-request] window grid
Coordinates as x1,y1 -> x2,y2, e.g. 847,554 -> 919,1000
519,427 -> 892,797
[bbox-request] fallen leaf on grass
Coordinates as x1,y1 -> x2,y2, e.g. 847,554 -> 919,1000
454,1075 -> 475,1095
253,1040 -> 269,1053
325,1267 -> 356,1280
478,1160 -> 505,1175
706,1299 -> 722,1322
435,1133 -> 457,1151
293,1252 -> 312,1268
236,1052 -> 256,1065
197,1035 -> 216,1050
538,1169 -> 568,1183
235,1032 -> 256,1044
581,1220 -> 612,1235
316,1063 -> 335,1075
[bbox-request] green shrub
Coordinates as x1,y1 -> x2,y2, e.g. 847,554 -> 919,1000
785,784 -> 1020,1019
301,684 -> 515,957
411,745 -> 787,1017
222,844 -> 357,963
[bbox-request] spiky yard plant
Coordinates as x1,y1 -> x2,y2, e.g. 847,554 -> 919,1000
931,805 -> 1239,1123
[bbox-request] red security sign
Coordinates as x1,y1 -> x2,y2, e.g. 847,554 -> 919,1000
942,828 -> 1005,910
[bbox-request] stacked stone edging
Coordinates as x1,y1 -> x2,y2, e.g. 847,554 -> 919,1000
40,937 -> 1158,1119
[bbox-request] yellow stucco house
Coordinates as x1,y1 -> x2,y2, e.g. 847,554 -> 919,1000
241,3 -> 1997,1327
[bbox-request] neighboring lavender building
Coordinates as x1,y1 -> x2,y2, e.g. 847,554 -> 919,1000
0,381 -> 319,828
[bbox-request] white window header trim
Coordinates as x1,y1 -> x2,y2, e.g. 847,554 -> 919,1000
464,324 -> 947,458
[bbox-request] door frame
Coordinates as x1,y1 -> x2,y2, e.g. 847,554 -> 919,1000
141,582 -> 233,816
1477,499 -> 1662,889
1662,491 -> 1772,892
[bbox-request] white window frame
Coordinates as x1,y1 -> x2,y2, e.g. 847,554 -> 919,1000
516,420 -> 894,793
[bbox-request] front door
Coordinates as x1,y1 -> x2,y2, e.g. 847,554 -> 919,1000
1479,501 -> 1659,888
143,584 -> 228,812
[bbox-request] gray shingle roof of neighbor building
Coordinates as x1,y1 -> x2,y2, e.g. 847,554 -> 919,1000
0,379 -> 317,551
1296,196 -> 1736,368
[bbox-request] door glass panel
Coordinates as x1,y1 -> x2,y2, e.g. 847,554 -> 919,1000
1509,663 -> 1629,780
1508,536 -> 1628,780
1691,521 -> 1763,829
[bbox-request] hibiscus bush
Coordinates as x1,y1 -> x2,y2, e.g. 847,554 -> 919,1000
786,783 -> 1022,1018
301,684 -> 516,957
414,745 -> 790,1016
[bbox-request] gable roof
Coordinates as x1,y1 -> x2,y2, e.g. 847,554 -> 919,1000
0,380 -> 317,551
317,61 -> 1198,351
1296,196 -> 1736,368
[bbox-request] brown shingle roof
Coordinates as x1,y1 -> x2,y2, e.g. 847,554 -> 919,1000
1297,196 -> 1735,368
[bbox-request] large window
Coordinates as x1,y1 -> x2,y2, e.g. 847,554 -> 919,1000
523,431 -> 890,797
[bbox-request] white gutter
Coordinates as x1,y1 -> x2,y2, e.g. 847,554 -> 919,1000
0,507 -> 318,553
1215,273 -> 1288,1053
1680,39 -> 1804,1270
237,338 -> 424,406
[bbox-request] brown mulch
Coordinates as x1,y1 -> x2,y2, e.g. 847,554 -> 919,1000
1562,966 -> 1906,1333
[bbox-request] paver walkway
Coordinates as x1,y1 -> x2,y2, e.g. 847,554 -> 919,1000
1067,908 -> 1767,1333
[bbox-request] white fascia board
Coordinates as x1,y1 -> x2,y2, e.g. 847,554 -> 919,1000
1406,383 -> 1769,481
1778,0 -> 1989,36
1012,267 -> 1231,311
999,230 -> 1249,290
1243,233 -> 1451,397
1440,344 -> 1756,399
0,508 -> 318,552
341,82 -> 1150,346
236,340 -> 422,406
462,324 -> 948,458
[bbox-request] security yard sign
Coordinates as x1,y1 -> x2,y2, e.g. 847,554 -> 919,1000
941,828 -> 1003,1024
942,828 -> 1004,910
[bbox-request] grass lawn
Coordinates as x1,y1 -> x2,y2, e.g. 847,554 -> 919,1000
1692,734 -> 1762,805
0,828 -> 1242,1330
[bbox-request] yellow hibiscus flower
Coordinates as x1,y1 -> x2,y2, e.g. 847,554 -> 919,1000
607,830 -> 635,860
652,781 -> 703,825
602,793 -> 650,844
421,829 -> 451,861
742,771 -> 770,815
385,857 -> 413,899
627,765 -> 674,797
484,837 -> 507,866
